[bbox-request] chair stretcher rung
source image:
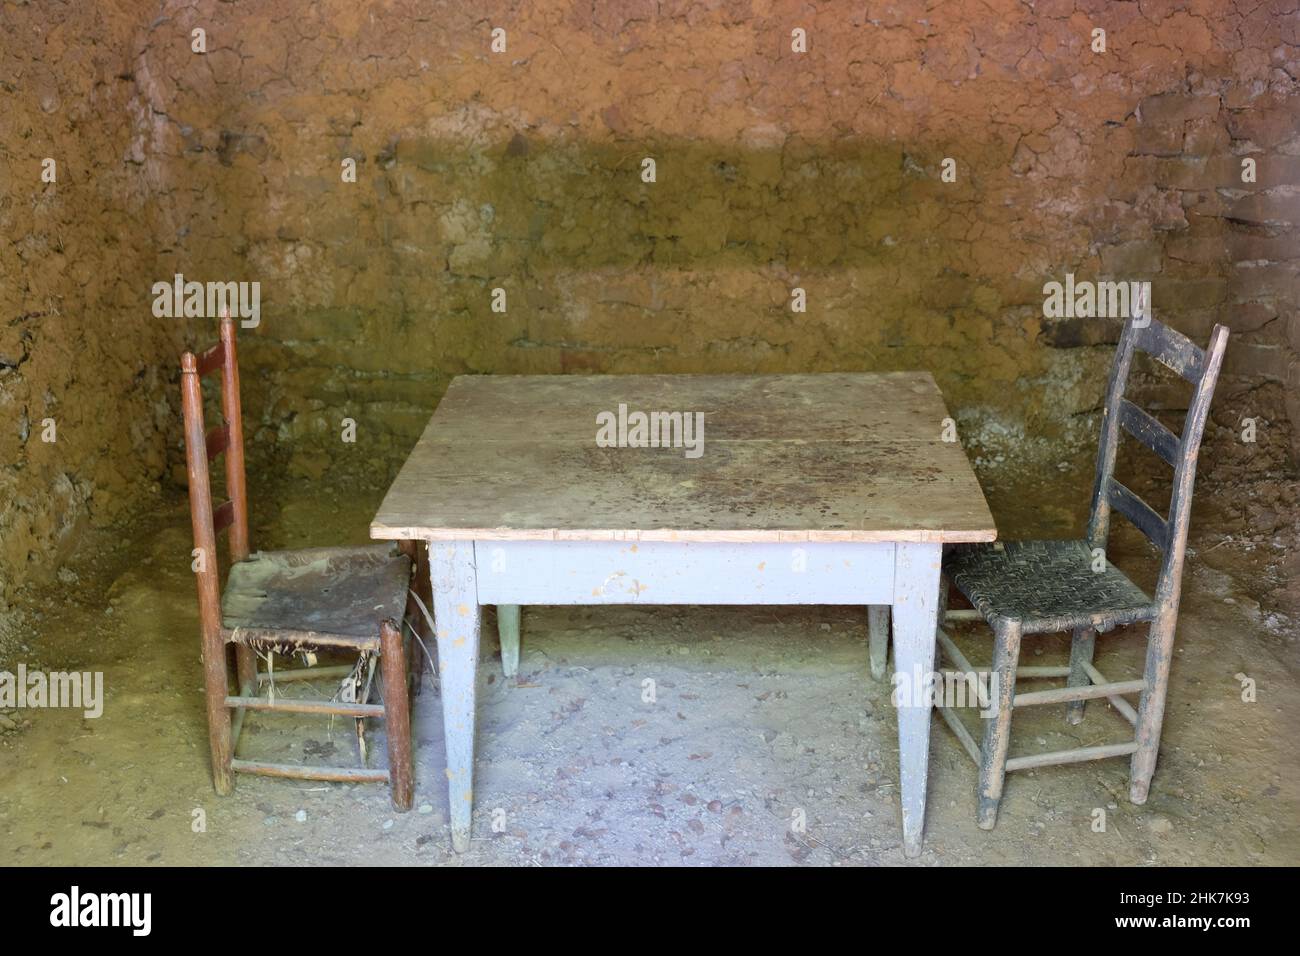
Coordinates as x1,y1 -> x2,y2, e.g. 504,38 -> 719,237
231,759 -> 389,783
1082,661 -> 1140,725
225,695 -> 384,718
935,703 -> 981,766
1013,679 -> 1146,708
230,679 -> 254,754
257,665 -> 356,683
939,665 -> 1071,679
935,629 -> 976,675
936,629 -> 1070,680
1005,741 -> 1139,772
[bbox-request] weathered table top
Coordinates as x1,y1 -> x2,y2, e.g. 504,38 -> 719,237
371,373 -> 997,544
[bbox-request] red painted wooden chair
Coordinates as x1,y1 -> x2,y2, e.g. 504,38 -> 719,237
180,311 -> 415,809
937,296 -> 1228,829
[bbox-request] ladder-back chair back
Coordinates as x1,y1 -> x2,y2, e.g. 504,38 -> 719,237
1087,287 -> 1230,615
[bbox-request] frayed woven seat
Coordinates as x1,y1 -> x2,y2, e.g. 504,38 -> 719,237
946,540 -> 1155,634
222,544 -> 412,649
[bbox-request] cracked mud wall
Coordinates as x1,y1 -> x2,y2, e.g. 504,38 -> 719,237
2,1 -> 1297,597
136,0 -> 1297,475
1,1 -> 188,601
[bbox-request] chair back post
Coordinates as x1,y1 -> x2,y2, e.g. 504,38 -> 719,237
1156,323 -> 1228,606
218,311 -> 250,562
180,352 -> 223,643
1085,315 -> 1140,552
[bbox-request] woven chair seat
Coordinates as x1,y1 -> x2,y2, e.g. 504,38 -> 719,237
946,539 -> 1156,634
222,544 -> 412,649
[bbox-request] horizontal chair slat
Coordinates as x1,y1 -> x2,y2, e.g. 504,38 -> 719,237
212,499 -> 234,534
1119,399 -> 1179,466
1134,322 -> 1205,384
225,695 -> 385,718
205,423 -> 229,460
231,759 -> 389,783
195,341 -> 226,377
1005,741 -> 1139,773
257,665 -> 356,683
1108,479 -> 1168,551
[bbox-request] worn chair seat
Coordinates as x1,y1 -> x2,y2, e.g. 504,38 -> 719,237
222,544 -> 412,649
946,539 -> 1156,634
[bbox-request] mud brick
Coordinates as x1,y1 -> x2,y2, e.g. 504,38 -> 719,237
1244,153 -> 1300,188
1227,105 -> 1300,148
1100,240 -> 1164,275
1228,233 -> 1300,263
1223,300 -> 1283,335
1224,341 -> 1289,379
1228,190 -> 1300,226
1133,123 -> 1185,157
1166,236 -> 1229,264
1155,157 -> 1208,189
1168,308 -> 1222,341
1201,154 -> 1250,187
1228,263 -> 1300,301
1113,156 -> 1159,200
1138,93 -> 1222,127
1183,118 -> 1230,157
1156,278 -> 1229,312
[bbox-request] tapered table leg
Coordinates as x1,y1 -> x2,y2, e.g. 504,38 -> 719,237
891,542 -> 943,858
429,541 -> 481,853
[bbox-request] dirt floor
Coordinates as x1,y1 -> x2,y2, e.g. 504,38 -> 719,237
1,404 -> 1297,867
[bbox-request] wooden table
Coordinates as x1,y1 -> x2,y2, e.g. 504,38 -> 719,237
371,372 -> 996,857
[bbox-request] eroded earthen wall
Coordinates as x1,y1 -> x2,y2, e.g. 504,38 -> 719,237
142,1 -> 1298,472
1,0 -> 186,600
2,0 -> 1297,599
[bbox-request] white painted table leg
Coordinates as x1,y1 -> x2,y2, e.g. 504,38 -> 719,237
497,604 -> 521,677
429,541 -> 481,853
891,541 -> 943,858
868,605 -> 890,680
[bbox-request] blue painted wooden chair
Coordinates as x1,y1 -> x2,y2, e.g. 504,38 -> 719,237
935,304 -> 1228,828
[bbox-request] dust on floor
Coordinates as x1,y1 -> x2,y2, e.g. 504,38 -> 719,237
1,458 -> 1297,866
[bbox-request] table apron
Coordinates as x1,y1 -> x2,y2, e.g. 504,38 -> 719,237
472,539 -> 896,605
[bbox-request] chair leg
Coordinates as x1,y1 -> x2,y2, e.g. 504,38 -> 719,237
379,619 -> 414,812
1065,626 -> 1096,725
1129,610 -> 1176,805
404,629 -> 422,698
497,604 -> 521,678
201,630 -> 234,795
235,645 -> 258,695
977,619 -> 1021,829
867,605 -> 889,680
408,541 -> 434,694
